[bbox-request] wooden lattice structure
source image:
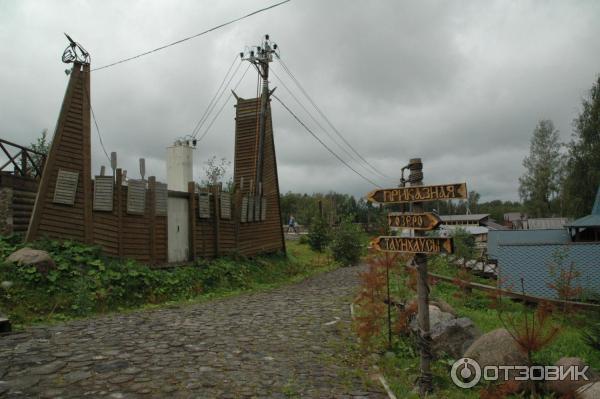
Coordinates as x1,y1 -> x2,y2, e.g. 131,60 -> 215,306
24,61 -> 285,264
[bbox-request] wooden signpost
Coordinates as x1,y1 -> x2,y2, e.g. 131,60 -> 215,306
371,236 -> 453,254
367,182 -> 467,204
387,212 -> 441,230
366,158 -> 468,397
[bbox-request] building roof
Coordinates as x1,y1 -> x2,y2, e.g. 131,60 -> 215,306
487,229 -> 569,259
566,187 -> 600,228
439,225 -> 488,236
526,218 -> 570,230
439,214 -> 490,223
482,220 -> 509,230
496,242 -> 600,299
504,212 -> 526,221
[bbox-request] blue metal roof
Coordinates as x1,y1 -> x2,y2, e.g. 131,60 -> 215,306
487,229 -> 569,259
567,186 -> 600,227
497,242 -> 600,299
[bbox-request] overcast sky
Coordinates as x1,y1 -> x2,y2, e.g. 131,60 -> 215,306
1,0 -> 599,202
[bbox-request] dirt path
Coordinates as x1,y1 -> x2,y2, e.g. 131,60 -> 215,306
0,265 -> 386,398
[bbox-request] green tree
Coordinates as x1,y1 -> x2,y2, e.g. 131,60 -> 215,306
330,216 -> 364,266
452,227 -> 475,261
563,76 -> 600,217
307,217 -> 330,252
29,128 -> 50,172
518,120 -> 563,217
467,190 -> 480,214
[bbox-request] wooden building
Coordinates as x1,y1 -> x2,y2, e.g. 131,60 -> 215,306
24,61 -> 285,264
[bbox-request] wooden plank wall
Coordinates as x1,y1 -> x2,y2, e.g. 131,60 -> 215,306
233,97 -> 285,256
91,172 -> 167,264
0,173 -> 39,235
26,62 -> 92,243
25,63 -> 283,264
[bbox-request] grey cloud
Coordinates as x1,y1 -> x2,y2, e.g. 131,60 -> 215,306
1,0 -> 600,204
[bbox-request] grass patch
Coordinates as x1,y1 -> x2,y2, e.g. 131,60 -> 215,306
352,255 -> 600,398
0,235 -> 335,329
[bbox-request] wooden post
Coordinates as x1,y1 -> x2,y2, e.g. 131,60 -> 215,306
20,151 -> 28,177
409,158 -> 433,396
116,168 -> 124,258
213,184 -> 221,257
188,181 -> 197,262
148,176 -> 156,265
81,63 -> 93,245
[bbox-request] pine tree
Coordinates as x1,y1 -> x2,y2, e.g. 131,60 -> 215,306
518,120 -> 563,217
563,75 -> 600,217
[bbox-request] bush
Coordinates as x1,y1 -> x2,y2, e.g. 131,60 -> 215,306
330,217 -> 364,266
0,237 -> 331,326
307,217 -> 330,252
451,227 -> 475,261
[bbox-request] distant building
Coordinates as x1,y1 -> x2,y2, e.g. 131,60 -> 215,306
525,217 -> 570,230
490,188 -> 600,300
438,213 -> 507,258
566,187 -> 600,242
503,212 -> 527,229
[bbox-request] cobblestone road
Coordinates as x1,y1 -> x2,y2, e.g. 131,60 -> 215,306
0,265 -> 386,398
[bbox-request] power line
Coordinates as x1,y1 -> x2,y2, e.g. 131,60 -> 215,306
196,63 -> 252,143
81,74 -> 111,163
277,57 -> 393,180
271,67 -> 383,183
193,60 -> 244,139
190,54 -> 239,137
192,57 -> 243,138
91,0 -> 291,72
273,94 -> 381,188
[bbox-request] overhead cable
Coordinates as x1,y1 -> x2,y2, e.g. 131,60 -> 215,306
192,55 -> 242,138
277,57 -> 392,180
273,94 -> 381,188
92,0 -> 291,72
196,63 -> 252,143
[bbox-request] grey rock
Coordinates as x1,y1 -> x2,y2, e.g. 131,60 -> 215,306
546,357 -> 595,396
577,382 -> 600,399
431,317 -> 481,359
6,248 -> 55,275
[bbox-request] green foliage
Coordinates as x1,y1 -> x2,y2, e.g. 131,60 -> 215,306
450,228 -> 475,261
329,217 -> 365,266
375,259 -> 600,398
279,191 -> 382,227
307,217 -> 330,252
563,75 -> 600,217
519,119 -> 564,217
0,238 -> 332,327
28,129 -> 50,171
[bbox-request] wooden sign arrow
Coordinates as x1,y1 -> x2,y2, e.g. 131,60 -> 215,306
371,236 -> 453,254
367,183 -> 467,204
387,212 -> 441,230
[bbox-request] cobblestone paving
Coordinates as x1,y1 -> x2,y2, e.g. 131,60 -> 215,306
0,265 -> 386,398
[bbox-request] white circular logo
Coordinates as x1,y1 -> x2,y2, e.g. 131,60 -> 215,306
451,357 -> 482,388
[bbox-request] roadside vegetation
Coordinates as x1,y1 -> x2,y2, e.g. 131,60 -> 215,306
0,235 -> 335,329
350,231 -> 600,398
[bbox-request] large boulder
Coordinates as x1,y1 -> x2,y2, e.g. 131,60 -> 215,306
463,328 -> 528,385
545,357 -> 595,397
6,248 -> 55,275
430,299 -> 457,316
577,381 -> 600,399
410,305 -> 454,332
431,317 -> 481,359
409,304 -> 479,359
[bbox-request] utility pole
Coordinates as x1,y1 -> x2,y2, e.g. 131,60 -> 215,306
240,34 -> 278,196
